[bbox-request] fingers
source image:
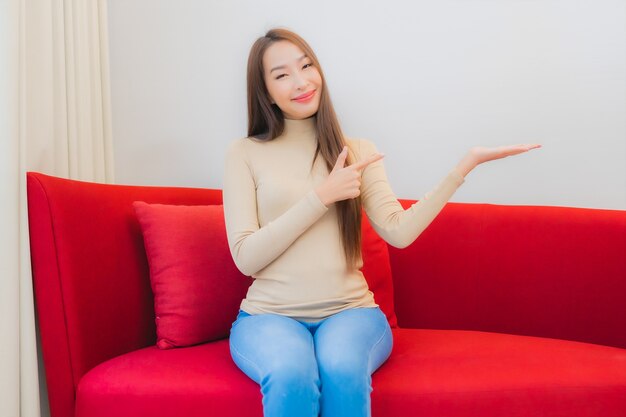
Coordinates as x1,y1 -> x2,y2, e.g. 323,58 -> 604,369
352,152 -> 385,171
513,144 -> 542,153
514,143 -> 542,149
332,146 -> 349,171
332,145 -> 386,173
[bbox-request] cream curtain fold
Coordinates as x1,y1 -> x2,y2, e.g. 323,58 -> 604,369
0,1 -> 115,417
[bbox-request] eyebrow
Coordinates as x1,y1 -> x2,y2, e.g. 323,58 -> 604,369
270,54 -> 308,74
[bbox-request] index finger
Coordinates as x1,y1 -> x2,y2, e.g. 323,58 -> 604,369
352,153 -> 385,171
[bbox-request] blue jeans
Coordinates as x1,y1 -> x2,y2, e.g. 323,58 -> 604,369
228,306 -> 393,417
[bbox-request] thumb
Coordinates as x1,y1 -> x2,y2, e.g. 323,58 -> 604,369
332,146 -> 348,171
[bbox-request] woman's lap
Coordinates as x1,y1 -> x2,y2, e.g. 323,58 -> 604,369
230,307 -> 393,415
228,305 -> 393,389
313,306 -> 392,376
228,310 -> 320,384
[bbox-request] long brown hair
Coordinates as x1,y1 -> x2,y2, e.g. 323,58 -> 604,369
246,27 -> 362,270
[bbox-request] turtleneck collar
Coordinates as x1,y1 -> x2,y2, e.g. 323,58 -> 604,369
282,115 -> 317,140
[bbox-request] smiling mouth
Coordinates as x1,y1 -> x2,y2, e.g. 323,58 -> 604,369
293,90 -> 316,101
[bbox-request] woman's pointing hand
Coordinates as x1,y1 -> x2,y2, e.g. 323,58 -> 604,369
314,146 -> 385,206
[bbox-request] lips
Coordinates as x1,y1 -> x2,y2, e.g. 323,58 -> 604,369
293,90 -> 316,101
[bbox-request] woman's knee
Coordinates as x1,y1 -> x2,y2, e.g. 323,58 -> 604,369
317,352 -> 369,383
261,362 -> 321,417
267,356 -> 321,389
314,308 -> 393,380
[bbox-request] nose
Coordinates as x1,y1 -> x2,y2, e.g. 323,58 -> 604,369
293,72 -> 309,90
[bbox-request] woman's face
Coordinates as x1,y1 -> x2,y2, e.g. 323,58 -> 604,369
263,40 -> 323,120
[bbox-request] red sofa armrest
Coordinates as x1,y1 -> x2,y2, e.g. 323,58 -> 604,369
27,172 -> 223,417
389,200 -> 626,349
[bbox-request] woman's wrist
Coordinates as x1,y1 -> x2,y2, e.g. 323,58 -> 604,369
314,186 -> 332,207
455,152 -> 478,178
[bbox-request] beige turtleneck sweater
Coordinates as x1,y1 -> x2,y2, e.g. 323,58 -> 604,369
222,115 -> 465,322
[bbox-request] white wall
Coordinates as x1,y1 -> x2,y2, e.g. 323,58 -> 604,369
107,0 -> 626,210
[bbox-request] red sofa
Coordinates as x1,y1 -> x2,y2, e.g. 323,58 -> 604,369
27,171 -> 626,417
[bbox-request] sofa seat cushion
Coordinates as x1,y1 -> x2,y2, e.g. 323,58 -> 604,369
75,329 -> 626,417
376,329 -> 626,416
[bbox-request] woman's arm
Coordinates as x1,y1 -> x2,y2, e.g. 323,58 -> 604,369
312,138 -> 542,249
222,139 -> 329,276
358,139 -> 465,248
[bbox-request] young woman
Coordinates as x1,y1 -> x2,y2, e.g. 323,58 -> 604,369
223,27 -> 541,417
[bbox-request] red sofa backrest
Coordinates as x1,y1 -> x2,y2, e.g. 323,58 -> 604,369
389,200 -> 626,349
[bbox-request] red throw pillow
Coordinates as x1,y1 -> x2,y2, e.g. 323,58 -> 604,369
360,210 -> 398,328
132,202 -> 250,349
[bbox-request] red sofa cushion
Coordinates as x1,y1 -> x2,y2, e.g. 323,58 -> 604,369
133,202 -> 250,349
75,328 -> 626,417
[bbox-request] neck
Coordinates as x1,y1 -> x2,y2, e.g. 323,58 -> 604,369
282,115 -> 317,139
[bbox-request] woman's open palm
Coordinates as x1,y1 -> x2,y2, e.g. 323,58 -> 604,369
471,143 -> 542,166
455,143 -> 542,177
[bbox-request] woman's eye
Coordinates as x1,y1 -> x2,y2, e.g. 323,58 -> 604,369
275,64 -> 312,80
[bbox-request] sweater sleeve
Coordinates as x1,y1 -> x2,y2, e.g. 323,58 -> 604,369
357,138 -> 465,249
222,139 -> 329,276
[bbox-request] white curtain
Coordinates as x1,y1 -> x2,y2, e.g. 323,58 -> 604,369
0,1 -> 115,416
